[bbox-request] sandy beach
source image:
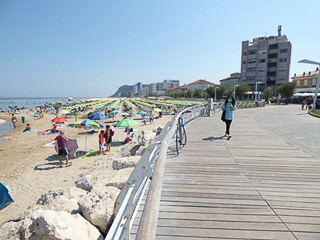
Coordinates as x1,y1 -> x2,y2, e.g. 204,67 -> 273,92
0,110 -> 172,225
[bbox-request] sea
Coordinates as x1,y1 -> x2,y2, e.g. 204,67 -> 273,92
0,97 -> 85,136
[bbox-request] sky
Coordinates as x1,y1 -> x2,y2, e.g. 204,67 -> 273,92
0,0 -> 320,98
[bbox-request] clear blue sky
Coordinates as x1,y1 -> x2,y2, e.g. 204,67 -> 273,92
1,0 -> 320,98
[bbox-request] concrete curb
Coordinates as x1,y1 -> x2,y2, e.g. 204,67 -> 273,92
308,110 -> 320,118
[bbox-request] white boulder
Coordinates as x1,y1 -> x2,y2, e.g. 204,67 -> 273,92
29,209 -> 103,240
75,174 -> 96,191
78,186 -> 120,234
0,221 -> 21,240
37,187 -> 87,214
112,156 -> 140,170
76,167 -> 134,191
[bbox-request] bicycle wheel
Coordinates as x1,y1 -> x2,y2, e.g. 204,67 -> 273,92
176,129 -> 182,155
181,125 -> 187,146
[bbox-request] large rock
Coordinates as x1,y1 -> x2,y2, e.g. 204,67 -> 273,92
78,186 -> 120,234
154,126 -> 163,135
112,156 -> 140,170
37,187 -> 87,214
76,168 -> 134,191
29,209 -> 104,240
0,221 -> 21,240
75,174 -> 96,191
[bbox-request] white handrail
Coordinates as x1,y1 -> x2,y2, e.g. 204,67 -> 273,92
105,105 -> 207,240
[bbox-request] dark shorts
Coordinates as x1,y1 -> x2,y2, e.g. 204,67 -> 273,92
58,148 -> 68,156
105,137 -> 112,144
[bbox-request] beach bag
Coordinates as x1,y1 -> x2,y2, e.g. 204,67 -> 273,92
221,110 -> 226,122
111,130 -> 114,136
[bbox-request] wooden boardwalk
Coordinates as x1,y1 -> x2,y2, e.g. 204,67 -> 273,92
154,110 -> 320,240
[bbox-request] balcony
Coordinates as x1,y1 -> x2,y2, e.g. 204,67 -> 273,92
268,62 -> 277,68
268,53 -> 277,58
267,71 -> 276,77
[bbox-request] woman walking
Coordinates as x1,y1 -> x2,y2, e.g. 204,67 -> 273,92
221,95 -> 236,138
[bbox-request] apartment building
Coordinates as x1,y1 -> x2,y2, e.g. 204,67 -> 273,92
292,68 -> 319,93
240,26 -> 292,92
219,73 -> 241,88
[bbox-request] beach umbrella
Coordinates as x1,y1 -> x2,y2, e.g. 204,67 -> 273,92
59,110 -> 70,115
110,110 -> 120,114
115,119 -> 139,128
0,119 -> 6,125
153,108 -> 162,112
69,119 -> 103,128
88,113 -> 107,120
51,117 -> 68,123
137,111 -> 147,115
69,119 -> 103,151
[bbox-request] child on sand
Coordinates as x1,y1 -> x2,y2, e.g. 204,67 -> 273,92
99,130 -> 106,155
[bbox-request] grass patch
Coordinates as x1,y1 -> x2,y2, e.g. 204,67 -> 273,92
309,109 -> 320,116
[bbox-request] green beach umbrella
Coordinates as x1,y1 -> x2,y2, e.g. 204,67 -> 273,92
115,119 -> 139,128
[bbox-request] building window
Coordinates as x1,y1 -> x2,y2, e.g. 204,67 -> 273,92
249,50 -> 256,55
258,50 -> 267,54
248,59 -> 256,64
278,76 -> 286,80
280,49 -> 288,53
244,52 -> 247,56
258,68 -> 265,72
248,68 -> 256,72
247,77 -> 255,81
304,80 -> 308,85
313,79 -> 317,85
269,44 -> 278,49
279,58 -> 287,62
278,67 -> 287,72
258,59 -> 266,63
243,60 -> 246,64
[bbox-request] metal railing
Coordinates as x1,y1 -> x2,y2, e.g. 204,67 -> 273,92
106,104 -> 207,240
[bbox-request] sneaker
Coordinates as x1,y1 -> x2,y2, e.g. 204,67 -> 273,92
225,133 -> 229,137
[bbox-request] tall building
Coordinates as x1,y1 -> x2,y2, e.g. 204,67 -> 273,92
240,26 -> 292,92
219,73 -> 241,89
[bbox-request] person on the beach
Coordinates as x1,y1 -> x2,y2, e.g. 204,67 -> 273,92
99,130 -> 105,155
149,111 -> 153,124
142,114 -> 147,125
104,125 -> 113,152
11,114 -> 17,129
23,124 -> 31,132
38,124 -> 59,135
55,131 -> 74,167
221,95 -> 236,138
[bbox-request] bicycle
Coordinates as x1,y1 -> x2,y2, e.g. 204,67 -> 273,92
175,113 -> 188,155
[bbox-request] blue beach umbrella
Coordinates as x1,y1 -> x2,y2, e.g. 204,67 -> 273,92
88,113 -> 107,120
69,119 -> 103,151
110,110 -> 120,114
137,111 -> 147,115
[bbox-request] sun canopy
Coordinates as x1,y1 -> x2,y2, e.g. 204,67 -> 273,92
0,183 -> 13,210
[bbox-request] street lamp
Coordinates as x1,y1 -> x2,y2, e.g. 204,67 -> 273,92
299,59 -> 320,112
255,82 -> 262,101
233,85 -> 239,99
214,87 -> 220,102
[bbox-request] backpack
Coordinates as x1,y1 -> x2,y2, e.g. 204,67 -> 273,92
111,130 -> 114,136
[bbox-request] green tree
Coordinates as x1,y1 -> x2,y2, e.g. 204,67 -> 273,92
263,88 -> 274,101
216,85 -> 227,99
205,86 -> 215,98
225,88 -> 233,97
193,89 -> 202,98
186,90 -> 192,98
235,84 -> 250,100
277,81 -> 297,103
